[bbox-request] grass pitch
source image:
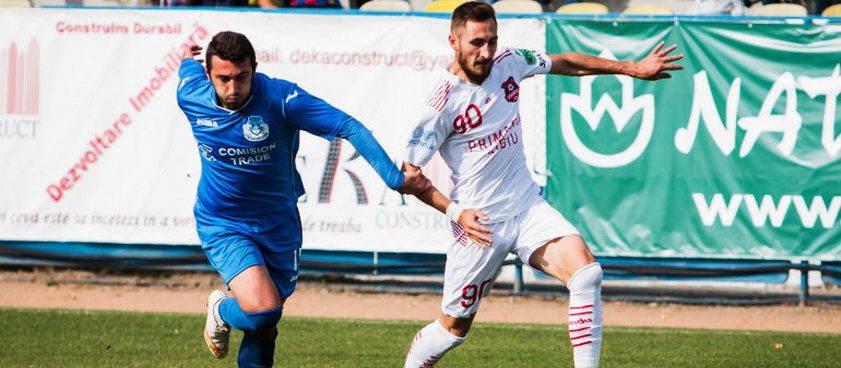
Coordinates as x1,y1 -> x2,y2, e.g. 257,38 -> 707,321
1,307 -> 838,367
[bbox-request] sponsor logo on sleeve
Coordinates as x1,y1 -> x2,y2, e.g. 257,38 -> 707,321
536,53 -> 547,68
516,49 -> 538,65
409,127 -> 437,151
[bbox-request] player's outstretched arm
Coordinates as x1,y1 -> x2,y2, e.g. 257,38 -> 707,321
402,163 -> 493,247
549,41 -> 684,80
285,88 -> 431,195
399,170 -> 433,196
337,119 -> 431,195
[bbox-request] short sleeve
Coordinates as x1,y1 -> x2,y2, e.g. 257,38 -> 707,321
404,106 -> 450,167
508,48 -> 552,79
284,86 -> 350,140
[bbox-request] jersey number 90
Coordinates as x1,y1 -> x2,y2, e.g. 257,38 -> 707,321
452,104 -> 483,134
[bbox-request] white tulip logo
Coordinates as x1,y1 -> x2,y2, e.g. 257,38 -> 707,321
560,50 -> 655,168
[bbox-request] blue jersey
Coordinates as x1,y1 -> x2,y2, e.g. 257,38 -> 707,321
177,59 -> 353,232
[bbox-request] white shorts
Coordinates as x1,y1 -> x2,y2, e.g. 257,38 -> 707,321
442,198 -> 579,318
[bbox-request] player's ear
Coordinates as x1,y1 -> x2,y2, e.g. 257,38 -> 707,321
448,33 -> 458,52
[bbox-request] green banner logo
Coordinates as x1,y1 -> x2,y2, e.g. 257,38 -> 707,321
545,20 -> 841,260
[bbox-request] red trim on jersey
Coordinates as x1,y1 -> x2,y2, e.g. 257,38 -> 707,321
494,49 -> 513,64
426,80 -> 454,112
569,311 -> 593,316
570,305 -> 594,309
569,326 -> 591,333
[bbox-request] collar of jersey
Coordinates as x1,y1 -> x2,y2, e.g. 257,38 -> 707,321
441,63 -> 494,88
211,95 -> 254,115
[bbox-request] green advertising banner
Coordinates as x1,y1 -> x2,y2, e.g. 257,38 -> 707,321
545,20 -> 841,260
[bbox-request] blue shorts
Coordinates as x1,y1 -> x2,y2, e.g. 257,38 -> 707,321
196,214 -> 302,300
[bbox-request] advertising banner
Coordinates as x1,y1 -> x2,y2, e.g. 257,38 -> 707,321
546,20 -> 841,259
0,9 -> 545,253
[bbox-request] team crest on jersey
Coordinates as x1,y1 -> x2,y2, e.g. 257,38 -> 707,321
243,116 -> 269,142
502,77 -> 519,103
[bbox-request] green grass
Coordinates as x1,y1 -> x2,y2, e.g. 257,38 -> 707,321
1,307 -> 838,368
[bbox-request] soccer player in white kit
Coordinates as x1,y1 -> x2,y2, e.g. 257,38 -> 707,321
401,2 -> 684,368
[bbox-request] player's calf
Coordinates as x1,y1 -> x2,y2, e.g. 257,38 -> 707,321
218,297 -> 283,331
566,262 -> 603,368
404,319 -> 466,368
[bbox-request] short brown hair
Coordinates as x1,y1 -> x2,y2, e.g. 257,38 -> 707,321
205,31 -> 257,72
451,1 -> 496,32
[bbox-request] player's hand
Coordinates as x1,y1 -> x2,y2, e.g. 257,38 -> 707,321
459,209 -> 493,248
182,44 -> 204,63
397,170 -> 432,196
632,41 -> 684,81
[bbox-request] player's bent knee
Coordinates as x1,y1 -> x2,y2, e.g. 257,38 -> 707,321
437,319 -> 470,340
446,325 -> 471,338
567,262 -> 603,292
239,307 -> 283,332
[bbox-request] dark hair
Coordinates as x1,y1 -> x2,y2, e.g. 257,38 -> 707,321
451,1 -> 496,32
205,31 -> 257,72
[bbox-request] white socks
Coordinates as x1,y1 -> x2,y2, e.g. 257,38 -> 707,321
403,263 -> 602,368
566,262 -> 603,368
404,319 -> 466,368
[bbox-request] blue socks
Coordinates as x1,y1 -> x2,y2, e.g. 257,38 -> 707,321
218,297 -> 283,367
238,330 -> 277,368
218,297 -> 283,331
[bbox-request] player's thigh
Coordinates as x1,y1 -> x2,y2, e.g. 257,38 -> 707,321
197,225 -> 282,311
259,245 -> 301,303
256,212 -> 304,302
442,222 -> 512,319
529,235 -> 595,284
512,200 -> 593,284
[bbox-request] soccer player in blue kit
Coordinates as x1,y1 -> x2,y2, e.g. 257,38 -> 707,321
176,31 -> 431,367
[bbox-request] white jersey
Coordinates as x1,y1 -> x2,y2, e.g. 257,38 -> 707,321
404,47 -> 552,223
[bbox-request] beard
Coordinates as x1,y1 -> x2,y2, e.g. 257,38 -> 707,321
222,95 -> 245,110
457,53 -> 493,84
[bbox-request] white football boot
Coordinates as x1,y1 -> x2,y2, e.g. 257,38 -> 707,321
204,290 -> 231,359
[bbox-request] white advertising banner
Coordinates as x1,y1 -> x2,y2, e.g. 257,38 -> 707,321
0,9 -> 545,253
